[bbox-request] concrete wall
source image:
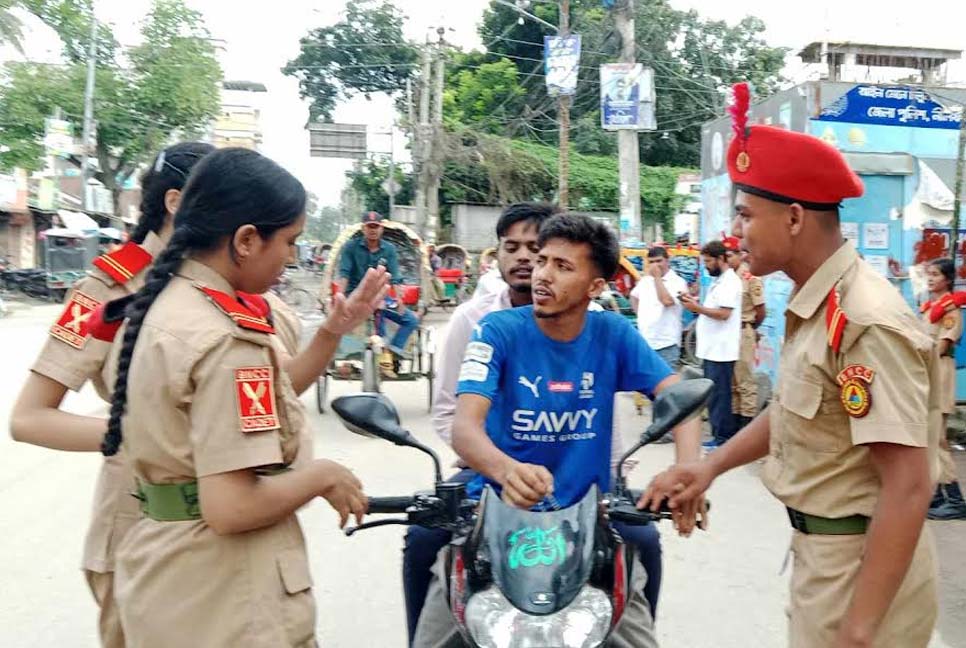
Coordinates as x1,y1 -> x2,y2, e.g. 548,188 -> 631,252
451,204 -> 503,252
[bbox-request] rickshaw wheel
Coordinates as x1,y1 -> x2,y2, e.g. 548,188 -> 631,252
316,374 -> 329,413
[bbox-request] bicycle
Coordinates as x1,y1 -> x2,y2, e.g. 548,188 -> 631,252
270,269 -> 315,314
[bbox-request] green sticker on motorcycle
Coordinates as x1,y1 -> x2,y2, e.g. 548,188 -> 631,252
507,526 -> 567,570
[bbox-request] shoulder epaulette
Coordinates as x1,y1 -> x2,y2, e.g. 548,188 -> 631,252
825,286 -> 848,353
928,292 -> 966,323
196,286 -> 275,334
92,242 -> 153,284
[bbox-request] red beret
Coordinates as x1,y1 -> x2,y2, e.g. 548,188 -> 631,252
726,84 -> 863,209
722,236 -> 740,251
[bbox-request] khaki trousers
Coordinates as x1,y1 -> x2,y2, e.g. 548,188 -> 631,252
85,569 -> 125,648
788,527 -> 937,648
732,326 -> 758,417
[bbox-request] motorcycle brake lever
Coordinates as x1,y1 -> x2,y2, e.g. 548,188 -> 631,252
344,518 -> 411,537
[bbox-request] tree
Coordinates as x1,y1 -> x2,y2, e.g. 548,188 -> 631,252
305,205 -> 347,243
0,0 -> 222,214
442,57 -> 526,134
345,157 -> 415,216
282,0 -> 417,122
0,1 -> 25,53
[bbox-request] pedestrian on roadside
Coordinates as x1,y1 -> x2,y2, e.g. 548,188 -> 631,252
9,141 -> 214,648
920,258 -> 966,520
630,245 -> 689,371
724,236 -> 766,430
644,82 -> 939,647
100,148 -> 386,646
680,240 -> 742,449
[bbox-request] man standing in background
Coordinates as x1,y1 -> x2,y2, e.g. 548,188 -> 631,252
631,246 -> 689,370
681,240 -> 742,449
725,236 -> 766,430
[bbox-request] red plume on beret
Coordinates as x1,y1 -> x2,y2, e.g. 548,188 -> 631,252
729,82 -> 750,144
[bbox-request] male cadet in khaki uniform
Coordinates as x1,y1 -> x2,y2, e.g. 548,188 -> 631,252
644,82 -> 939,647
723,235 -> 766,429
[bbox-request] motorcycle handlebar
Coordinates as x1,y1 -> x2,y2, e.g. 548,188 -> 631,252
367,496 -> 416,515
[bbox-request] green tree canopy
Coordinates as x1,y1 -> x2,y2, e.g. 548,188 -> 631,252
0,0 -> 222,213
282,0 -> 417,122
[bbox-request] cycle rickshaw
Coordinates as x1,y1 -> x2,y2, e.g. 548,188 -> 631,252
316,221 -> 436,413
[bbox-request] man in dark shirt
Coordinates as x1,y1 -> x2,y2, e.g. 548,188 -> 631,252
337,211 -> 419,358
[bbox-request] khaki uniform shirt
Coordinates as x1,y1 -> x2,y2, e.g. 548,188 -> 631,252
762,242 -> 940,518
738,262 -> 765,325
922,303 -> 961,414
30,233 -> 164,574
114,259 -> 316,647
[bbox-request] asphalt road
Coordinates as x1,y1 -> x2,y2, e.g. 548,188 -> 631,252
0,300 -> 961,647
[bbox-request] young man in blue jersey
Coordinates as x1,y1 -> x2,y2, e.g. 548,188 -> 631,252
412,214 -> 704,647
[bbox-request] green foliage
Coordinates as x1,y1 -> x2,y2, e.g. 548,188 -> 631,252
0,0 -> 222,210
442,57 -> 525,135
283,0 -> 417,121
471,0 -> 787,166
21,0 -> 117,63
0,1 -> 25,53
305,205 -> 348,243
345,158 -> 415,217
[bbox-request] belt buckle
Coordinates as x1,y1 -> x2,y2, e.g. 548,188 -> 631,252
787,508 -> 810,534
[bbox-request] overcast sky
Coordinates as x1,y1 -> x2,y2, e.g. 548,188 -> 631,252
6,0 -> 966,207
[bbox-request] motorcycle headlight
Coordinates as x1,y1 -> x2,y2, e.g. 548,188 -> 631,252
465,586 -> 612,648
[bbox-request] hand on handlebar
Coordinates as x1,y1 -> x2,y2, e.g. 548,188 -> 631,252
323,267 -> 390,336
638,462 -> 713,536
500,462 -> 554,510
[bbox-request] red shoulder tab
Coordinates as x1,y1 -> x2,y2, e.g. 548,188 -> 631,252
237,292 -> 271,320
825,287 -> 848,354
92,242 -> 153,284
920,300 -> 932,315
196,286 -> 275,334
929,293 -> 961,323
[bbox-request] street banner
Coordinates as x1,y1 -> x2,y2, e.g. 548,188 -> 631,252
816,85 -> 962,130
44,118 -> 74,158
601,64 -> 655,130
544,35 -> 581,97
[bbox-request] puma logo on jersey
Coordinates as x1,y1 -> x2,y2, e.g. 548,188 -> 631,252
518,375 -> 542,398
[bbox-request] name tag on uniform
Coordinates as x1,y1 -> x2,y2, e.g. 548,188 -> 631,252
234,366 -> 281,432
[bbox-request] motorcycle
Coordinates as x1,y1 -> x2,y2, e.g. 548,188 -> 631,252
331,378 -> 713,648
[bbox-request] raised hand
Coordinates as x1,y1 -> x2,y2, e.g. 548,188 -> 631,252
322,267 -> 390,336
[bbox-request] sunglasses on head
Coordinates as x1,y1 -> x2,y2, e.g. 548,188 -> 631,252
153,150 -> 206,178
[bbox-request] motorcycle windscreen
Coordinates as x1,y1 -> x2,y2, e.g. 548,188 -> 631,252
479,485 -> 599,615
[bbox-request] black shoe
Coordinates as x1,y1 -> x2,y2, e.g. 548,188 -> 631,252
928,500 -> 966,521
929,485 -> 945,510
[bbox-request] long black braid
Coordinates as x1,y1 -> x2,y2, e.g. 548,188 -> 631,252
102,147 -> 307,457
129,142 -> 215,245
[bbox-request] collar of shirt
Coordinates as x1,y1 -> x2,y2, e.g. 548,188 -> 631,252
178,258 -> 236,295
141,230 -> 166,258
787,241 -> 859,319
356,237 -> 388,255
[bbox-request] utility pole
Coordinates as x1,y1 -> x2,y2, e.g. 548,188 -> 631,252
951,105 -> 966,263
558,0 -> 571,210
615,0 -> 641,240
387,121 -> 396,220
80,9 -> 97,211
426,27 -> 446,240
413,44 -> 432,234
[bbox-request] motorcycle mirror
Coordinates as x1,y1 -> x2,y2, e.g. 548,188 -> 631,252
331,393 -> 415,446
642,378 -> 713,444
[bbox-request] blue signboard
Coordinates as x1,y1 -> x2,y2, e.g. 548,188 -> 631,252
816,85 -> 961,130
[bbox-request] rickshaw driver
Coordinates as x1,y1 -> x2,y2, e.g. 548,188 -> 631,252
336,211 -> 420,358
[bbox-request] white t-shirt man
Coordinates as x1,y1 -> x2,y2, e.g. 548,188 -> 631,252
695,267 -> 742,362
630,269 -> 688,350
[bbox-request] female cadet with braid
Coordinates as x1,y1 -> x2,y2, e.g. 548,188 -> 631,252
10,141 -> 214,648
104,148 -> 374,647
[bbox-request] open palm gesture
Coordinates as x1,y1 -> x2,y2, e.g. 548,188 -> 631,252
322,267 -> 390,336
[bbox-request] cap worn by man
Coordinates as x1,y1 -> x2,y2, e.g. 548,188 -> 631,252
727,82 -> 863,209
361,211 -> 386,224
